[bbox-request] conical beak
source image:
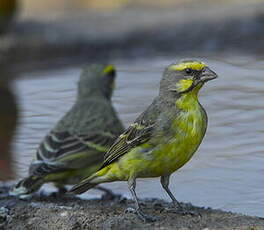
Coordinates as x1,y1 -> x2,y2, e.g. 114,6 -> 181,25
201,67 -> 218,82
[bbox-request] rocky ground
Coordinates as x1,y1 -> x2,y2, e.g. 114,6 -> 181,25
0,187 -> 264,230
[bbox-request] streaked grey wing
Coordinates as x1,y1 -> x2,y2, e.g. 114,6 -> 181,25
100,97 -> 162,169
36,131 -> 87,161
30,131 -> 117,176
100,121 -> 155,169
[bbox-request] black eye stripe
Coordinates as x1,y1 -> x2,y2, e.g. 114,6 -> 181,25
183,69 -> 202,77
185,68 -> 192,74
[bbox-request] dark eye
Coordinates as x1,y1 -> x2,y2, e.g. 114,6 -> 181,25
185,68 -> 192,75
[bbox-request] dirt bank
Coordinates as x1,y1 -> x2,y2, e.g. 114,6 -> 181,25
0,186 -> 263,230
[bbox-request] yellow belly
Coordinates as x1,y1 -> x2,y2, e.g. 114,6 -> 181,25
99,93 -> 207,181
104,109 -> 206,180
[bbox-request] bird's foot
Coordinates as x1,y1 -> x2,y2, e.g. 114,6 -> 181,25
9,190 -> 32,200
49,192 -> 61,198
101,191 -> 121,201
162,206 -> 201,217
17,194 -> 33,200
45,186 -> 68,198
125,207 -> 158,222
95,186 -> 121,201
58,187 -> 68,195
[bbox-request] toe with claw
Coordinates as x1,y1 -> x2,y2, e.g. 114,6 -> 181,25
125,207 -> 158,222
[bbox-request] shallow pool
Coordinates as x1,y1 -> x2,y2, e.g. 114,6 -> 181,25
13,55 -> 264,217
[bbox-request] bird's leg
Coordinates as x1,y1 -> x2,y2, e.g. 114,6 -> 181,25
48,183 -> 67,198
126,177 -> 157,222
160,175 -> 181,208
95,185 -> 120,200
57,186 -> 68,195
160,175 -> 197,216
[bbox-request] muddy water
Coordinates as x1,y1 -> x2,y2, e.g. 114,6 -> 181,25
13,55 -> 264,217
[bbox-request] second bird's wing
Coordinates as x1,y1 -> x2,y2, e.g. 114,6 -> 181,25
30,130 -> 116,176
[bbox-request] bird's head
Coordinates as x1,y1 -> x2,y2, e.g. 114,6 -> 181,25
78,64 -> 116,100
160,60 -> 217,98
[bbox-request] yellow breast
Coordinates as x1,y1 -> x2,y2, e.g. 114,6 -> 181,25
106,89 -> 207,180
161,108 -> 205,171
153,89 -> 207,175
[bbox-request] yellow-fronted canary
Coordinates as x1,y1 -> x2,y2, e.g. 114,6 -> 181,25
10,64 -> 124,197
69,60 -> 217,221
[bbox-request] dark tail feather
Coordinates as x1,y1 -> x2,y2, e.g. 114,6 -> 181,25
9,176 -> 44,196
68,178 -> 97,195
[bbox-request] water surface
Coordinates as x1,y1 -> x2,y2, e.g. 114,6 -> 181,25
14,55 -> 264,217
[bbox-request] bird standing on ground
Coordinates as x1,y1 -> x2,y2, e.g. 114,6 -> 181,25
10,64 -> 124,197
69,60 -> 217,222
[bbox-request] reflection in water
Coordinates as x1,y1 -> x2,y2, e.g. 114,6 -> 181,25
13,56 -> 264,217
0,81 -> 18,181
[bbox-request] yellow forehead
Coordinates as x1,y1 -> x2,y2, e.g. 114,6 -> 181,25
169,61 -> 206,71
103,65 -> 115,74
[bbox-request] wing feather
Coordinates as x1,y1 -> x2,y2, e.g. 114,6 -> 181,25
30,131 -> 116,176
100,120 -> 155,169
99,97 -> 168,169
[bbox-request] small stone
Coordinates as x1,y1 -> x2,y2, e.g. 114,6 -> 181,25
60,211 -> 68,217
0,207 -> 9,223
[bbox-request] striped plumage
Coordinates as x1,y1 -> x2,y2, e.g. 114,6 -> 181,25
69,60 -> 217,221
10,64 -> 124,196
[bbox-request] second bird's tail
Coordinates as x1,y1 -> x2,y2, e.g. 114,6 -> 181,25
9,176 -> 44,196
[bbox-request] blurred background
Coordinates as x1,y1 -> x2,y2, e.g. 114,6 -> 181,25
1,0 -> 264,217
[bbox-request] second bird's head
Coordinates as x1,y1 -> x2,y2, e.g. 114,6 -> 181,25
78,64 -> 116,100
160,60 -> 217,98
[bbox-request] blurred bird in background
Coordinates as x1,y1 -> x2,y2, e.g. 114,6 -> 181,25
10,64 -> 124,198
69,60 -> 217,222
